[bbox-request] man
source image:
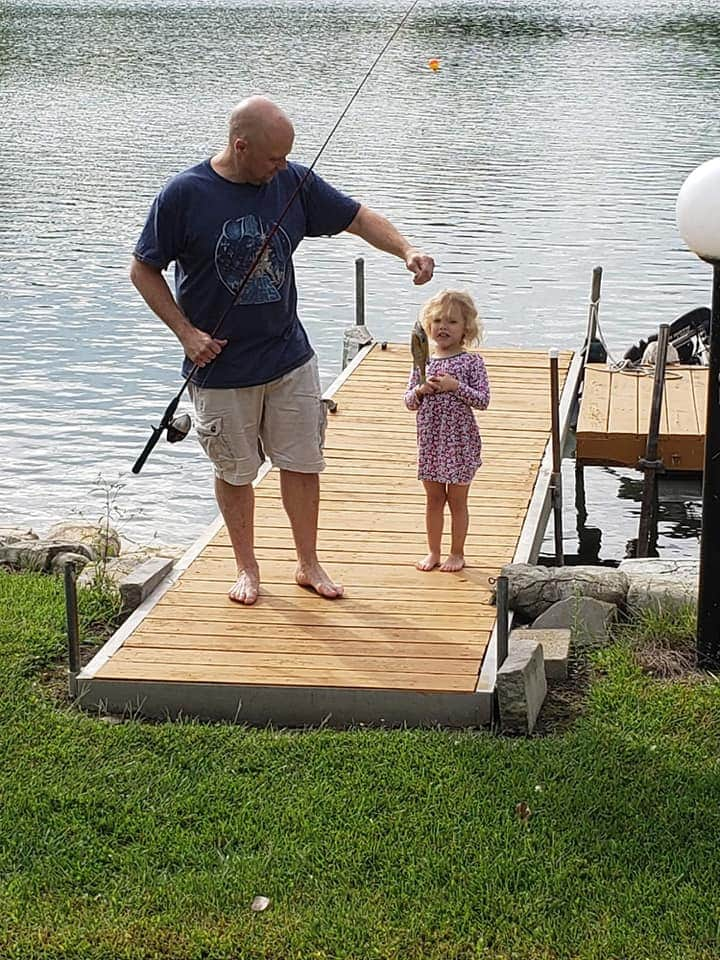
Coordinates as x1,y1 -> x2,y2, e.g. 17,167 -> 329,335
131,96 -> 434,605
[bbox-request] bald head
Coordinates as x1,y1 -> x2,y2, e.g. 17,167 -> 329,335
214,96 -> 294,185
228,96 -> 294,148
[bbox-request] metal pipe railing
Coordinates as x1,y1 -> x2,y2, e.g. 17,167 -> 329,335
355,256 -> 365,327
495,575 -> 509,670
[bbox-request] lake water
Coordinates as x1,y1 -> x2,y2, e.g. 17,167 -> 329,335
2,0 -> 717,559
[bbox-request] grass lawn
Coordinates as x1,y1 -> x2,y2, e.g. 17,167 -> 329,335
1,569 -> 719,960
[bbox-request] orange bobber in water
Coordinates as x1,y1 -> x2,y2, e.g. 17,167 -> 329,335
428,58 -> 441,72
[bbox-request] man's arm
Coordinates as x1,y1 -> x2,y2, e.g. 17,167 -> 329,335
129,258 -> 227,367
345,206 -> 434,285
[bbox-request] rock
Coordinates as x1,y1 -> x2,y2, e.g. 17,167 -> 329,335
0,527 -> 38,546
619,558 -> 698,613
500,563 -> 629,620
626,576 -> 697,613
496,638 -> 547,735
46,521 -> 121,560
618,558 -> 698,577
50,551 -> 92,575
532,597 -> 617,645
0,540 -> 95,572
512,627 -> 571,680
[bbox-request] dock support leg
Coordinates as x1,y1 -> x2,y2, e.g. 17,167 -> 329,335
637,324 -> 669,557
342,257 -> 373,367
575,460 -> 587,529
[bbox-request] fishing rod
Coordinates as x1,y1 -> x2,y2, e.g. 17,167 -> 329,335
132,0 -> 422,475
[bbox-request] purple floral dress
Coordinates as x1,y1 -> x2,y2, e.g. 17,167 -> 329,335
404,352 -> 490,484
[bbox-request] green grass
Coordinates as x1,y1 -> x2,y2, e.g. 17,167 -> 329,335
1,571 -> 719,960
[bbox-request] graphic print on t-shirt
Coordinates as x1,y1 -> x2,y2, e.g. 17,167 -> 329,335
215,215 -> 292,304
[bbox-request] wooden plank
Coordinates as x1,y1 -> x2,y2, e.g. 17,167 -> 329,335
168,576 -> 491,611
94,659 -> 479,692
608,370 -> 638,437
135,620 -> 491,645
146,603 -> 492,631
256,481 -> 532,504
213,530 -> 520,550
156,601 -> 492,630
114,646 -> 480,677
637,371 -> 669,439
204,547 -> 514,567
691,368 -> 708,433
126,632 -> 487,659
250,511 -> 525,535
663,368 -> 700,437
576,366 -> 609,437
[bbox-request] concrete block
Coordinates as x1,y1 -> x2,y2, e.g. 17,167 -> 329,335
496,639 -> 547,735
119,557 -> 174,614
512,627 -> 570,680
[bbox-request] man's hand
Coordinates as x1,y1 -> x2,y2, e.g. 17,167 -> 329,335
428,374 -> 458,393
405,249 -> 435,285
180,326 -> 228,367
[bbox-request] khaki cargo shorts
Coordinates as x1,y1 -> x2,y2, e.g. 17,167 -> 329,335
189,356 -> 327,486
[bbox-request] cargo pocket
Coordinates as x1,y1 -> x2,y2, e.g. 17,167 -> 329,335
195,416 -> 233,468
318,399 -> 329,452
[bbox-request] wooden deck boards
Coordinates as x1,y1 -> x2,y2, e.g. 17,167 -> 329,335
79,343 -> 575,725
576,364 -> 707,470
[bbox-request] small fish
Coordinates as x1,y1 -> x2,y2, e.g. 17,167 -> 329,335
410,321 -> 429,385
428,58 -> 441,72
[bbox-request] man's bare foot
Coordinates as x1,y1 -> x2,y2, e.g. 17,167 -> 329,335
296,563 -> 344,599
228,569 -> 260,605
440,554 -> 465,572
416,553 -> 441,571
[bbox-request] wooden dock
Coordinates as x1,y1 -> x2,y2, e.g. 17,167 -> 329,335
77,344 -> 580,727
576,364 -> 707,471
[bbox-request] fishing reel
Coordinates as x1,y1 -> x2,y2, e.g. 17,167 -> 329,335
166,413 -> 192,443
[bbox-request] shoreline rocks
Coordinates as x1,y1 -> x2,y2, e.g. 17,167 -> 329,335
499,560 -> 698,621
0,521 -> 184,616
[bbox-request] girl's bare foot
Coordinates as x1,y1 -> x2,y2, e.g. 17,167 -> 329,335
440,554 -> 465,572
229,569 -> 260,605
296,562 -> 344,599
416,552 -> 441,571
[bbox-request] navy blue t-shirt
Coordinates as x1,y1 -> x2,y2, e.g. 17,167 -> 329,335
133,160 -> 360,388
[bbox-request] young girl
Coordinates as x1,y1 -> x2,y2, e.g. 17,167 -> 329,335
404,289 -> 490,572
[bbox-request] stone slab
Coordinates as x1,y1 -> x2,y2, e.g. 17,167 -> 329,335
512,627 -> 570,680
496,639 -> 546,735
119,557 -> 174,615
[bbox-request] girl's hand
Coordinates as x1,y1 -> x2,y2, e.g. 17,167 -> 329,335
428,374 -> 459,392
415,381 -> 438,398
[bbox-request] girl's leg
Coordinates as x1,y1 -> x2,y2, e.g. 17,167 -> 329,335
418,481 -> 446,571
441,482 -> 470,571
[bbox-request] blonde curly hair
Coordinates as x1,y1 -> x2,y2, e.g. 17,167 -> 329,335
419,289 -> 484,347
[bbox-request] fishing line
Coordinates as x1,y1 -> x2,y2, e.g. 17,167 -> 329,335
132,0 -> 422,474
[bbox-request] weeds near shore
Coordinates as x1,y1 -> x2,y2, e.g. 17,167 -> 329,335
618,602 -> 698,679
